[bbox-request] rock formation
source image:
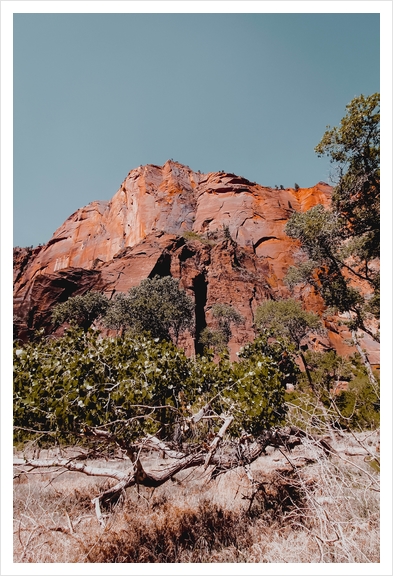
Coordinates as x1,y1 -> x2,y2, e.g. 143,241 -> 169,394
13,160 -> 379,364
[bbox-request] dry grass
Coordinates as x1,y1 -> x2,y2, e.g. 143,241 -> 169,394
13,432 -> 380,563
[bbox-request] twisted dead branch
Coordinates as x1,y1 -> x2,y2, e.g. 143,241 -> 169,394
14,416 -> 336,527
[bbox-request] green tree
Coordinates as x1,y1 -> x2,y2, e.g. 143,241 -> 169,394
255,298 -> 324,391
52,291 -> 109,332
315,92 -> 380,262
287,94 -> 380,322
285,205 -> 367,318
13,326 -> 194,441
200,304 -> 243,354
291,349 -> 380,431
313,93 -> 379,310
103,276 -> 194,344
199,327 -> 227,355
285,94 -> 380,393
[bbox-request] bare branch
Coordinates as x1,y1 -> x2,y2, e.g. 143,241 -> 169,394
204,415 -> 233,469
13,457 -> 128,483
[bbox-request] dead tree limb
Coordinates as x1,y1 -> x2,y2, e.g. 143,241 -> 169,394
204,415 -> 233,469
13,422 -> 338,527
13,457 -> 127,482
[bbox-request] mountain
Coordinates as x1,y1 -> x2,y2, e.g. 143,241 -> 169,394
13,160 -> 379,364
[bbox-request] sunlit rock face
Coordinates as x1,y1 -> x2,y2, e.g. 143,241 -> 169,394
13,160 -> 378,364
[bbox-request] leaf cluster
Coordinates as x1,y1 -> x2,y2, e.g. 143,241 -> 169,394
254,298 -> 324,349
290,350 -> 379,430
286,94 -> 380,335
52,292 -> 109,332
52,276 -> 195,344
13,328 -> 297,444
315,93 -> 380,255
103,276 -> 195,343
199,304 -> 244,354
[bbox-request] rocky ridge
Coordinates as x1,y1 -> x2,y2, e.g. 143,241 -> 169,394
13,160 -> 379,364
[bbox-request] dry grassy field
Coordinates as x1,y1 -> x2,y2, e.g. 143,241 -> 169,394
13,429 -> 380,564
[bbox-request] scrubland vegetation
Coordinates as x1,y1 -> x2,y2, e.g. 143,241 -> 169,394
13,324 -> 380,564
13,401 -> 380,563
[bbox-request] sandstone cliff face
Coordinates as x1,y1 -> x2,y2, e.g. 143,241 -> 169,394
13,161 -> 378,364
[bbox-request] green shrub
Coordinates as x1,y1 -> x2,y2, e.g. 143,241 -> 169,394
182,231 -> 210,244
288,350 -> 379,431
103,276 -> 194,343
13,329 -> 294,443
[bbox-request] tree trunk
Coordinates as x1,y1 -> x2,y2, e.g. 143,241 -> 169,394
299,350 -> 315,392
352,329 -> 379,398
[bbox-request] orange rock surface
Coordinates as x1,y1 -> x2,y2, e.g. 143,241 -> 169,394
13,161 -> 378,364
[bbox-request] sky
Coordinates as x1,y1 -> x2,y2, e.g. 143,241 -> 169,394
12,11 -> 381,248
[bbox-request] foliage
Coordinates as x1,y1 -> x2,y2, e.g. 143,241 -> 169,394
238,335 -> 299,389
286,94 -> 380,338
101,292 -> 132,333
334,367 -> 380,430
183,230 -> 201,242
255,298 -> 324,349
51,291 -> 109,332
285,205 -> 375,332
295,349 -> 353,394
222,224 -> 232,240
289,349 -> 380,430
213,303 -> 243,344
199,304 -> 243,354
315,92 -> 380,260
14,326 -> 195,443
182,230 -> 212,245
254,298 -> 325,393
13,327 -> 296,443
103,276 -> 194,343
198,327 -> 227,354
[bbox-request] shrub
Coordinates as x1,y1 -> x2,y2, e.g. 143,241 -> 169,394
13,328 -> 293,443
103,276 -> 194,343
182,230 -> 214,246
52,291 -> 109,332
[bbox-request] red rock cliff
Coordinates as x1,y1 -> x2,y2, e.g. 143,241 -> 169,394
13,160 -> 378,364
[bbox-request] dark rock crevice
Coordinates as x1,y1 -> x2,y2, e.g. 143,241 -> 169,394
148,251 -> 172,278
192,273 -> 208,356
253,236 -> 279,251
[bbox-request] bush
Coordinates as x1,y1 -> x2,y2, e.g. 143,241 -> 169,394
52,291 -> 109,332
289,350 -> 380,431
200,304 -> 243,354
103,276 -> 194,343
182,230 -> 215,246
13,328 -> 294,443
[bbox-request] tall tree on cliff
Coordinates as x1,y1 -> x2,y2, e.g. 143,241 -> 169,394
285,93 -> 380,392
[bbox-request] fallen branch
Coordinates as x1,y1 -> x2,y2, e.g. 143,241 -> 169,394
13,423 -> 340,526
13,457 -> 127,482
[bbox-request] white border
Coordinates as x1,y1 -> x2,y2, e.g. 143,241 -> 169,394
2,2 -> 392,575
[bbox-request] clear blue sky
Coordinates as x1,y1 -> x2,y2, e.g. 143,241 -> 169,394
13,13 -> 380,248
